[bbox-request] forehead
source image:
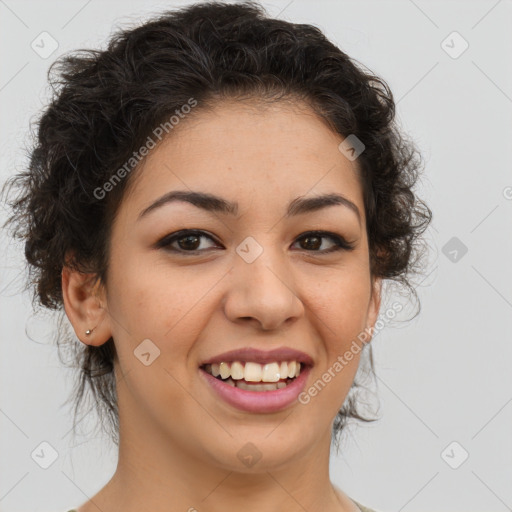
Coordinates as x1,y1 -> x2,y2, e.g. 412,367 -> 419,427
122,99 -> 364,220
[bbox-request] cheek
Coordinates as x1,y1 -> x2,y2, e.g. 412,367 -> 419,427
305,285 -> 368,413
107,259 -> 208,420
305,277 -> 371,408
306,267 -> 372,336
106,254 -> 214,361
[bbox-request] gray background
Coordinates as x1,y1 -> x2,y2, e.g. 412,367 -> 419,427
1,1 -> 511,511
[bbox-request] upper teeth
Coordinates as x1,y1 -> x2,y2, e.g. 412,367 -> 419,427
204,361 -> 301,382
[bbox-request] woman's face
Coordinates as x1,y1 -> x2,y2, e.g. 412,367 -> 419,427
99,99 -> 380,471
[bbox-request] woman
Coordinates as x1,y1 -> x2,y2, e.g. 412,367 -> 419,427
3,1 -> 431,511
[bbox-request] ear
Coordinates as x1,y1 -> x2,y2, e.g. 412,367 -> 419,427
364,277 -> 382,343
61,264 -> 112,346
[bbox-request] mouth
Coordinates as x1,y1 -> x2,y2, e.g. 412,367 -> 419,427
199,357 -> 312,413
200,360 -> 305,392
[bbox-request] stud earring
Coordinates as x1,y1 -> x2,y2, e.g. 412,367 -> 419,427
85,329 -> 93,335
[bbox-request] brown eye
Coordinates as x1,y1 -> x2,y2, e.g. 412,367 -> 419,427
299,235 -> 323,250
293,231 -> 356,254
156,230 -> 220,253
155,229 -> 355,255
176,234 -> 201,250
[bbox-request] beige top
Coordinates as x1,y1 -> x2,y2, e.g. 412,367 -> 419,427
67,501 -> 379,512
351,499 -> 380,512
335,483 -> 380,512
66,491 -> 380,512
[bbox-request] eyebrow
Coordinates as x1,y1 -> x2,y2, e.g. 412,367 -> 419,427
138,190 -> 361,225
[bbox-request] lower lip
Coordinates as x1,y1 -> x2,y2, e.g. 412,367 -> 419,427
199,366 -> 311,413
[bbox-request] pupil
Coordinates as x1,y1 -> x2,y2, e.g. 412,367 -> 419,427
303,236 -> 320,250
179,235 -> 199,250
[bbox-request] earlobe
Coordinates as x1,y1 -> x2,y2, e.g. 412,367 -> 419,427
61,265 -> 112,346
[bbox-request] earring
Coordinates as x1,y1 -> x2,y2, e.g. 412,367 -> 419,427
85,329 -> 93,335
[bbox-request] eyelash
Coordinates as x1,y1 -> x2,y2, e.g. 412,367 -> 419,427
155,229 -> 356,255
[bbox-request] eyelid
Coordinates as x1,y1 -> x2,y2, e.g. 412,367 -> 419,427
154,229 -> 221,251
155,229 -> 356,254
293,230 -> 356,252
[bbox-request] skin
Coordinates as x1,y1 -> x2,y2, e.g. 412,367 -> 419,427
62,99 -> 381,512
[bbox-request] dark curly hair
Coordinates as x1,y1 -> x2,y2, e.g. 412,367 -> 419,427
2,0 -> 432,449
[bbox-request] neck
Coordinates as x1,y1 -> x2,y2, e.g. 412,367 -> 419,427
78,415 -> 357,512
77,370 -> 358,512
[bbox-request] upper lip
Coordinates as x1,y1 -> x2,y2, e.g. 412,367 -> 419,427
199,347 -> 314,367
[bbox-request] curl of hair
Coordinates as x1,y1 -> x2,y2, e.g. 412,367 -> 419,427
3,0 -> 432,447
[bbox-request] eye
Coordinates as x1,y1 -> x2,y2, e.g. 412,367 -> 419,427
292,231 -> 356,254
155,229 -> 355,255
155,230 -> 221,253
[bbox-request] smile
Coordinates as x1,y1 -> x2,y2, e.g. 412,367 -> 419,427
199,361 -> 311,413
202,361 -> 302,391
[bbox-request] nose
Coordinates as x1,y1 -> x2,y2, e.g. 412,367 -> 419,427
222,241 -> 305,331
